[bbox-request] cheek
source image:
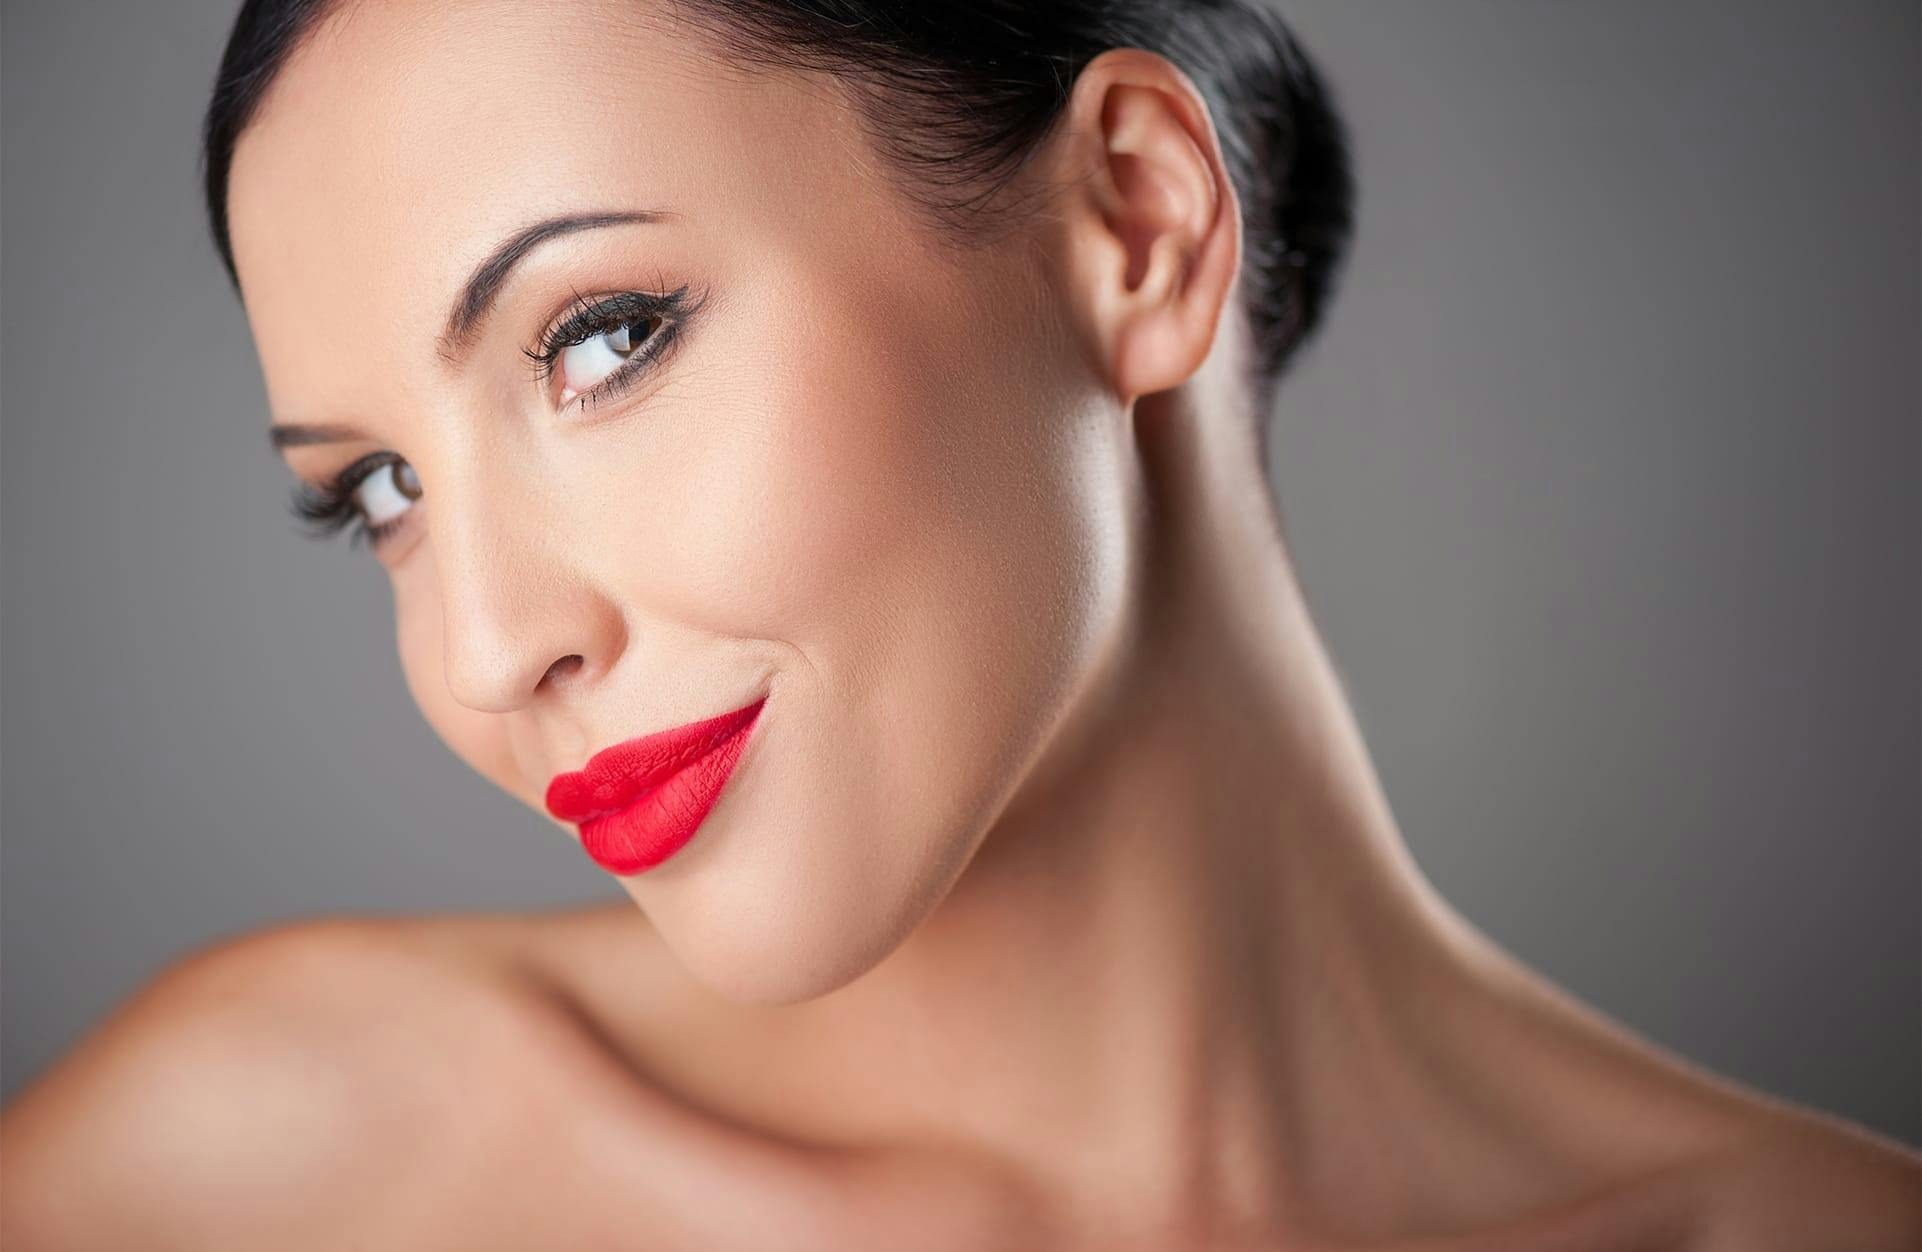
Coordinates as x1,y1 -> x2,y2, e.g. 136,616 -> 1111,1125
817,299 -> 1127,866
628,266 -> 1135,1001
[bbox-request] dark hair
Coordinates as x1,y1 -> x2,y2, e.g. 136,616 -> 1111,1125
201,0 -> 1354,408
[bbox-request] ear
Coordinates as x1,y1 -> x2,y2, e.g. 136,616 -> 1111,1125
1041,47 -> 1243,408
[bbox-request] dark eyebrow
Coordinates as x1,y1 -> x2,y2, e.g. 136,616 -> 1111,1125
267,210 -> 671,457
269,421 -> 365,453
435,209 -> 670,366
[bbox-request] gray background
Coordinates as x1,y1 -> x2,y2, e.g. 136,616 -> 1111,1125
3,1 -> 1917,1146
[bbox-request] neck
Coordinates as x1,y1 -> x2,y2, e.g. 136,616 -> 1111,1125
771,384 -> 1484,1228
570,382 -> 1545,1240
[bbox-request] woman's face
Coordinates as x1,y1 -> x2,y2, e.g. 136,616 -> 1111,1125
227,0 -> 1137,1003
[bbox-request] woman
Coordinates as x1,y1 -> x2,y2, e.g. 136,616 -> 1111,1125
2,0 -> 1916,1247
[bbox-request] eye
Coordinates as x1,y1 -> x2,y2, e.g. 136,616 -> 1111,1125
524,285 -> 702,413
555,315 -> 663,405
288,452 -> 424,553
353,458 -> 422,526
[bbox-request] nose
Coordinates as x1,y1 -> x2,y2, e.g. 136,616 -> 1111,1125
430,466 -> 623,714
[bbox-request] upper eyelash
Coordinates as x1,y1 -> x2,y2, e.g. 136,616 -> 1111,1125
288,450 -> 404,549
522,283 -> 695,388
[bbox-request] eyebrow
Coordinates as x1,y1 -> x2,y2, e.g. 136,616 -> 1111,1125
270,421 -> 365,451
267,208 -> 670,455
437,208 -> 670,365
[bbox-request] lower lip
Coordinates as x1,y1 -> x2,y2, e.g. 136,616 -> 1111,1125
575,701 -> 766,876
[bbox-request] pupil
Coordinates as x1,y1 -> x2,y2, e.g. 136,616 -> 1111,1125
613,316 -> 656,356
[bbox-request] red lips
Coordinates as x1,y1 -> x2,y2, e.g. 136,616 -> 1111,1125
545,695 -> 767,875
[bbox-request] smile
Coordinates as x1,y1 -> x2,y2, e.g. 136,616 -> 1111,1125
544,695 -> 768,875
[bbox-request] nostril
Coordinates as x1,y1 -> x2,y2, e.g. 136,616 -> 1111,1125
540,654 -> 585,688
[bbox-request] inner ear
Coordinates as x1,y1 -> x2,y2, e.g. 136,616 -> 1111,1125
1106,150 -> 1162,292
1097,81 -> 1213,300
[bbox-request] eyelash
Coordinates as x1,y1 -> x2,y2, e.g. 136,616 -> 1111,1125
288,450 -> 410,550
522,283 -> 695,412
289,281 -> 705,551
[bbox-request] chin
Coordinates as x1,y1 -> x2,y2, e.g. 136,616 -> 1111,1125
614,742 -> 1001,1006
629,858 -> 955,1007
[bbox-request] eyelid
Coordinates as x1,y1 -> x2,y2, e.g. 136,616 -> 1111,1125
287,449 -> 414,548
524,280 -> 710,413
562,318 -> 686,416
311,450 -> 400,515
526,283 -> 692,379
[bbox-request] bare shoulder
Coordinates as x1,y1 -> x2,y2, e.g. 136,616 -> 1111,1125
1683,1104 -> 1922,1252
1431,937 -> 1922,1252
1431,1091 -> 1922,1252
0,913 -> 567,1251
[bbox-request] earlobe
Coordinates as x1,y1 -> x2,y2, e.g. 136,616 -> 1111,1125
1049,48 -> 1243,408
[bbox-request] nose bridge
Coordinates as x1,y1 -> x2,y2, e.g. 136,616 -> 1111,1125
430,446 -> 616,714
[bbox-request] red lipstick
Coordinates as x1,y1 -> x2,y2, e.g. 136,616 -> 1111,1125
545,695 -> 767,875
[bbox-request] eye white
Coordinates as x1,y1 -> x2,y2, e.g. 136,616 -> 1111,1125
353,460 -> 421,526
557,319 -> 653,399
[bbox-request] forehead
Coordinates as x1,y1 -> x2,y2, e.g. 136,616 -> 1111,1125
226,0 -> 868,398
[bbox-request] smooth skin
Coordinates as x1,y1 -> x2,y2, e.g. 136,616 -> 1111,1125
4,2 -> 1918,1248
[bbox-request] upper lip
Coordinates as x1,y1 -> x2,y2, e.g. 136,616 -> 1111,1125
544,695 -> 768,824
